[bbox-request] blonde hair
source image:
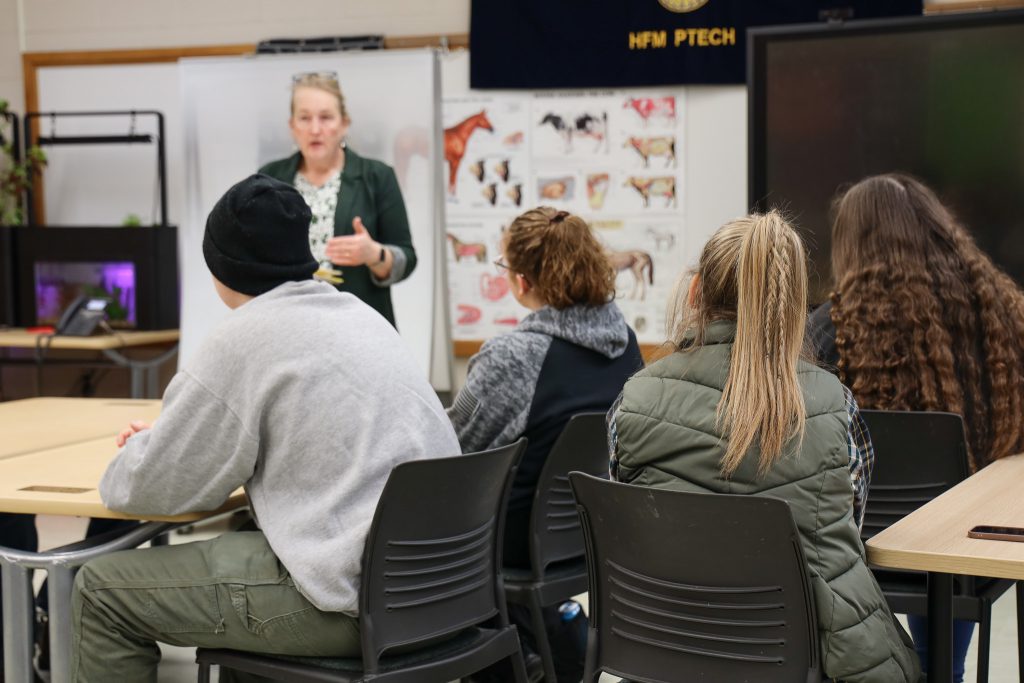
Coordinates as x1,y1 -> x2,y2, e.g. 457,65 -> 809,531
504,206 -> 616,309
668,211 -> 809,476
290,73 -> 349,121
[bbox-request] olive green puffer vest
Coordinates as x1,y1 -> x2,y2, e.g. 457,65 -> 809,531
614,321 -> 921,683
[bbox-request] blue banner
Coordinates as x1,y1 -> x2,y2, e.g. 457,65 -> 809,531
470,0 -> 922,88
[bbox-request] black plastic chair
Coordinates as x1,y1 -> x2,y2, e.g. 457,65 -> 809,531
196,440 -> 529,683
568,473 -> 822,683
860,410 -> 1017,683
503,412 -> 608,683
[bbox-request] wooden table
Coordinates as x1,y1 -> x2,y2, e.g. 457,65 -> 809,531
0,436 -> 246,520
0,329 -> 179,350
867,453 -> 1024,682
0,398 -> 247,683
0,397 -> 160,460
0,328 -> 179,398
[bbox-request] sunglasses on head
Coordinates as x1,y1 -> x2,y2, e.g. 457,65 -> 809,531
292,71 -> 339,84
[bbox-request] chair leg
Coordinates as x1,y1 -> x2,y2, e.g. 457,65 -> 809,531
1017,582 -> 1024,683
977,602 -> 992,683
508,645 -> 530,683
583,626 -> 600,683
528,592 -> 558,683
197,662 -> 211,683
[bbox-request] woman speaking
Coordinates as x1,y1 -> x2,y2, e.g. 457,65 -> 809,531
260,73 -> 416,326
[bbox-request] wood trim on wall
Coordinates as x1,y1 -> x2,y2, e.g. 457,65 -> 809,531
384,34 -> 469,50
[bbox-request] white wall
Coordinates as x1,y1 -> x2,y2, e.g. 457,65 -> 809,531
0,0 -> 22,114
18,0 -> 470,51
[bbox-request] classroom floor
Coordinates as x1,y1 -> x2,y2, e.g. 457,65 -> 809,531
35,515 -> 1021,683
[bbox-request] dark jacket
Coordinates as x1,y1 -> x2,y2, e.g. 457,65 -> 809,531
259,149 -> 416,326
447,303 -> 644,567
808,301 -> 840,368
612,321 -> 920,683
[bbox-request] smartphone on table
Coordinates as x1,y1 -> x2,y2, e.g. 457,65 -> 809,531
967,525 -> 1024,543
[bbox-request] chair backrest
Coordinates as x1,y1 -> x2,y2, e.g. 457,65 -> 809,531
358,439 -> 526,669
569,473 -> 821,683
527,412 -> 609,575
859,410 -> 970,542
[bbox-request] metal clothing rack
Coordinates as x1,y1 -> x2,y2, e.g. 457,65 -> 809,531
23,110 -> 168,227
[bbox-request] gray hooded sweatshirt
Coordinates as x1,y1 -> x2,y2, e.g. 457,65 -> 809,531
99,280 -> 460,614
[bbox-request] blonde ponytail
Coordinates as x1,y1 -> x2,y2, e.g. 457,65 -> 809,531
670,211 -> 809,476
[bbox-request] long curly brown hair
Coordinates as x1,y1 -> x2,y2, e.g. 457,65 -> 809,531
830,173 -> 1024,470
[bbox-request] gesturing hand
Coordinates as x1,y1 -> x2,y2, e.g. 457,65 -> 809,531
116,420 -> 152,448
325,217 -> 381,266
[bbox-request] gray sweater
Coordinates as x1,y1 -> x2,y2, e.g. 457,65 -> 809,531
99,280 -> 460,614
448,303 -> 636,453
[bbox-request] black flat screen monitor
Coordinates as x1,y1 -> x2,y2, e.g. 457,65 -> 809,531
12,226 -> 179,330
749,10 -> 1024,304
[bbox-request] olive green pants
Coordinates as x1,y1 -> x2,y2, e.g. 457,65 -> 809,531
71,531 -> 361,682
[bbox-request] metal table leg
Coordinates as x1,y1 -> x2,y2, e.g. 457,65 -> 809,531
0,522 -> 176,683
146,364 -> 161,399
47,566 -> 76,680
102,345 -> 178,399
130,364 -> 145,400
1,562 -> 35,683
927,571 -> 954,683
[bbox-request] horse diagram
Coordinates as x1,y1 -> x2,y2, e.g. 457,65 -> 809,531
646,226 -> 676,251
443,111 -> 493,196
446,233 -> 488,263
609,249 -> 655,300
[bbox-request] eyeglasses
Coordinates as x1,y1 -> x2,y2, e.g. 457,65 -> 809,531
493,258 -> 509,271
292,71 -> 339,84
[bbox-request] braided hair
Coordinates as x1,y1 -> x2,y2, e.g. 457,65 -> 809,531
669,211 -> 809,476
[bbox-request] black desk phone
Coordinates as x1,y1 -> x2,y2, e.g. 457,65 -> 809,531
55,295 -> 111,336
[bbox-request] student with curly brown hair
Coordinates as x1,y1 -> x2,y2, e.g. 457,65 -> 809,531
448,206 -> 643,681
810,173 -> 1024,472
807,173 -> 1024,682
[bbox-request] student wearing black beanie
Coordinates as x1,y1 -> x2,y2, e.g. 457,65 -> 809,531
203,173 -> 318,296
70,175 -> 460,680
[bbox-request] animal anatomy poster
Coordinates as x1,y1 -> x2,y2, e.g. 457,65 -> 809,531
443,89 -> 686,345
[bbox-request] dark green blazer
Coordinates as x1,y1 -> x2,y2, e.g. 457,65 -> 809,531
259,148 -> 416,327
